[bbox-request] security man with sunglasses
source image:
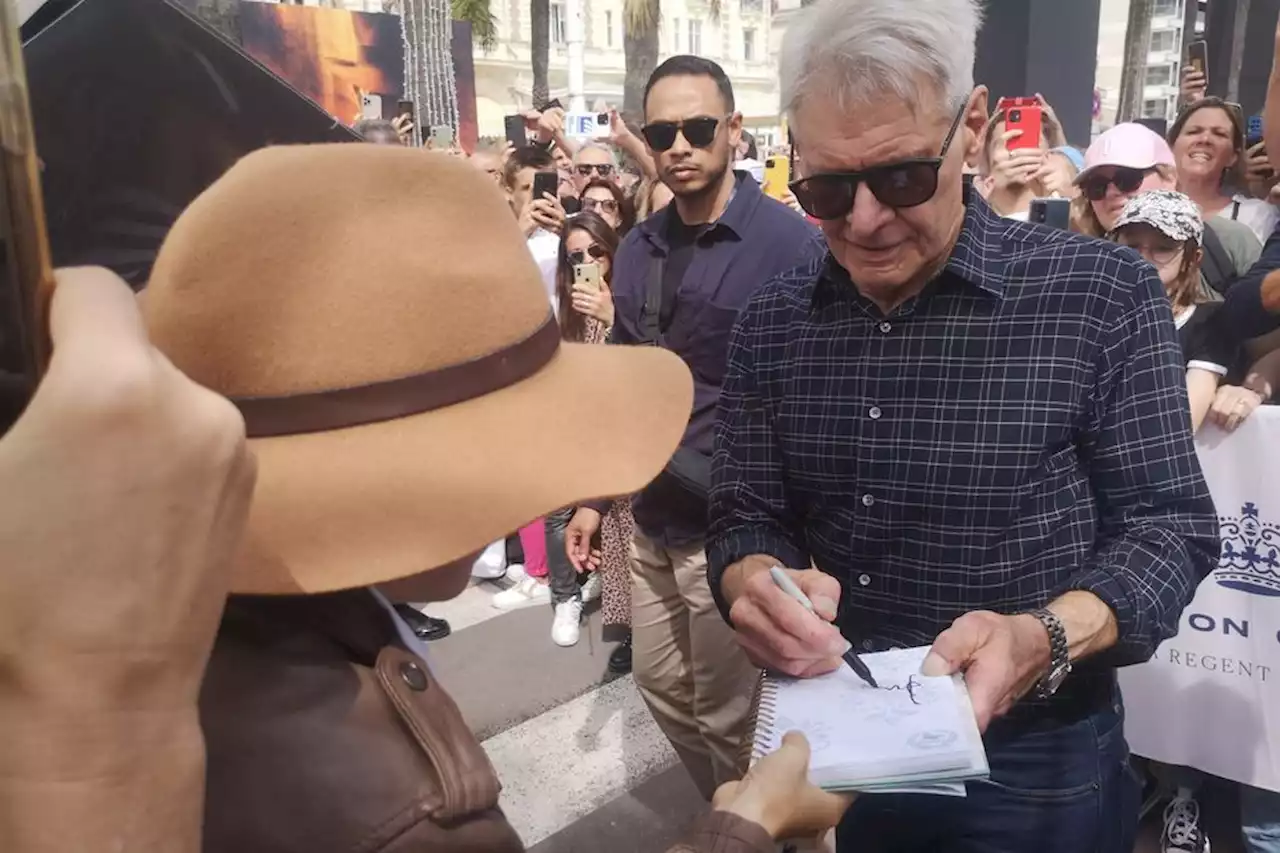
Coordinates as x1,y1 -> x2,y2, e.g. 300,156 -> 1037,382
705,1 -> 1220,851
563,55 -> 819,801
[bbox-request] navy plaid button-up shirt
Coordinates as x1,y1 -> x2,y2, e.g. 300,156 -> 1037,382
707,192 -> 1220,676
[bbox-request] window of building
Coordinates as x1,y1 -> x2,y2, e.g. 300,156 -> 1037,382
605,10 -> 613,47
672,18 -> 681,52
550,3 -> 567,44
1142,98 -> 1169,118
1153,0 -> 1179,15
743,27 -> 756,62
689,19 -> 702,56
1144,64 -> 1174,87
741,0 -> 764,11
1150,29 -> 1177,53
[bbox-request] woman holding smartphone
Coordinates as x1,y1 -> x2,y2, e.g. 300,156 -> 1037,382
541,212 -> 635,670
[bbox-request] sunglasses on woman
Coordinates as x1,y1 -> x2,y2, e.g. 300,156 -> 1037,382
582,197 -> 619,214
788,103 -> 968,220
575,163 -> 615,177
640,116 -> 726,152
569,245 -> 609,264
1078,167 -> 1154,202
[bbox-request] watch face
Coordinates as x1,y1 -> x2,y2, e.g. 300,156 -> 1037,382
1043,662 -> 1071,695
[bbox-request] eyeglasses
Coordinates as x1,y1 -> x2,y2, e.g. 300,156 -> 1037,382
788,102 -> 968,220
1118,239 -> 1185,267
582,197 -> 619,214
569,245 -> 609,264
575,163 -> 615,177
640,116 -> 725,152
1079,167 -> 1154,202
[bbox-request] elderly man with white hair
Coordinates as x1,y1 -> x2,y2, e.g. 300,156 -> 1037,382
706,1 -> 1220,850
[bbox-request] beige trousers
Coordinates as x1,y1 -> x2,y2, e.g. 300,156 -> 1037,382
630,529 -> 761,800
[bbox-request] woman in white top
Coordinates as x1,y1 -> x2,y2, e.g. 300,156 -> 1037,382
1168,97 -> 1279,244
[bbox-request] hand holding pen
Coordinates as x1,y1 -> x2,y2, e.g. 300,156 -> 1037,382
719,556 -> 853,678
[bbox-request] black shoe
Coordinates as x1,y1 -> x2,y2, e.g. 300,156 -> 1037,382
394,604 -> 452,642
608,633 -> 632,674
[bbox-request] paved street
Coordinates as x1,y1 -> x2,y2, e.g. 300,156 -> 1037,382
423,577 -> 707,852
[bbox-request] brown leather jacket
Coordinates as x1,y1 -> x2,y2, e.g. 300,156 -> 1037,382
198,590 -> 774,853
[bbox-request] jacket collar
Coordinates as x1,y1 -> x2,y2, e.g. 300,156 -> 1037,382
638,171 -> 761,251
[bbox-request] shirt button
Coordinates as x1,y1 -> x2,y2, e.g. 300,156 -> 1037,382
861,493 -> 875,507
869,406 -> 882,420
400,660 -> 429,691
858,573 -> 872,586
862,640 -> 875,651
879,321 -> 892,334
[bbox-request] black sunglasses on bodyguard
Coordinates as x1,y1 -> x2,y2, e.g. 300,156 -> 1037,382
641,116 -> 727,152
1078,167 -> 1154,202
789,100 -> 969,220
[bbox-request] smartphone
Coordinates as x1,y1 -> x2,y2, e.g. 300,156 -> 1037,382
1187,40 -> 1208,79
1134,117 -> 1169,139
1248,114 -> 1265,148
360,92 -> 383,121
0,0 -> 56,430
1001,98 -> 1042,150
540,97 -> 563,112
504,114 -> 527,148
532,171 -> 558,201
397,99 -> 414,120
763,156 -> 790,199
429,124 -> 454,149
1029,197 -> 1071,231
573,262 -> 601,294
564,112 -> 610,139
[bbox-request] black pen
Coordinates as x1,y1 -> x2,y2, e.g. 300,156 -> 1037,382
769,566 -> 878,688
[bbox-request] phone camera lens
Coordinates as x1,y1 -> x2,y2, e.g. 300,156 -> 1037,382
1009,110 -> 1022,122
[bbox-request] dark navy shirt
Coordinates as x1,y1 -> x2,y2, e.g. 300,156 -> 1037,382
608,173 -> 821,545
1222,220 -> 1280,340
707,191 -> 1219,684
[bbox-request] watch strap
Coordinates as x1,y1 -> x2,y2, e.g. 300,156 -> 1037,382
1029,607 -> 1070,698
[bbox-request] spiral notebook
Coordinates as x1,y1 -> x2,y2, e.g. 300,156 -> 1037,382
749,646 -> 989,796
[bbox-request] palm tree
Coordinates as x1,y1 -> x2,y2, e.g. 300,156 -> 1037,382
451,0 -> 498,51
622,0 -> 720,124
1116,0 -> 1153,123
531,0 -> 551,107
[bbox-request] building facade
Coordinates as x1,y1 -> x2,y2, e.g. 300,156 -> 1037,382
1096,0 -> 1206,131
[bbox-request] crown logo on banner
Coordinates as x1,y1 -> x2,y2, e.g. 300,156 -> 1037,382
1216,503 -> 1280,597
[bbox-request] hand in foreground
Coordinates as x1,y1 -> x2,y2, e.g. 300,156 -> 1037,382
565,507 -> 603,572
1181,64 -> 1207,105
392,113 -> 415,146
1209,384 -> 1264,432
536,107 -> 566,145
0,267 -> 257,712
571,279 -> 614,325
990,130 -> 1046,189
531,194 -> 567,234
723,559 -> 847,677
713,732 -> 856,840
921,611 -> 1050,731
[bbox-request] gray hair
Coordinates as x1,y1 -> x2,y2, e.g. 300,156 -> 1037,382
574,141 -> 618,165
780,0 -> 982,120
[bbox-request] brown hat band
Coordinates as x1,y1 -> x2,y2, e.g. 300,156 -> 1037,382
232,314 -> 561,438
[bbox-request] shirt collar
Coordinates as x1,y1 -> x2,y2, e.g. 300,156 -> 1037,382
639,171 -> 761,249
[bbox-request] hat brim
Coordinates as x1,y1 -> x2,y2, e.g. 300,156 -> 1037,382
231,343 -> 692,594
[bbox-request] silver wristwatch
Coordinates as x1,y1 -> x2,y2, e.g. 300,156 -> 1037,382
1029,608 -> 1071,698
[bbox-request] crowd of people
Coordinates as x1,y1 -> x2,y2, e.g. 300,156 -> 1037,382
8,1 -> 1280,852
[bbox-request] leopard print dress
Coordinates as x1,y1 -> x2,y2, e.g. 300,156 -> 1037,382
584,316 -> 633,630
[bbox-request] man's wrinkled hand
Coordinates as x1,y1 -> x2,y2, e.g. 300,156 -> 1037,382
921,611 -> 1051,731
724,559 -> 846,677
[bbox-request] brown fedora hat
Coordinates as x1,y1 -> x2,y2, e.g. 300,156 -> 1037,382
142,144 -> 692,595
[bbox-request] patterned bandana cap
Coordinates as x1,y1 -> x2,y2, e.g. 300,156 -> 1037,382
1109,189 -> 1204,245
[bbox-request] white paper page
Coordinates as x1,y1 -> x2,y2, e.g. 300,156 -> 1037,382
760,646 -> 977,785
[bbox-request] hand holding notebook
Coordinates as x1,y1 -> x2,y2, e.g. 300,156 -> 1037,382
750,646 -> 989,797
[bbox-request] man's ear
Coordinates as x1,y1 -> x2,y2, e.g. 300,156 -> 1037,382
727,112 -> 744,155
964,87 -> 990,167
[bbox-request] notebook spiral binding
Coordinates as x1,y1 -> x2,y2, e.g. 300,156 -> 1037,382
746,670 -> 780,767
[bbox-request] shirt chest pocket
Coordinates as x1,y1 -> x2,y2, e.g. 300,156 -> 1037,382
673,301 -> 745,384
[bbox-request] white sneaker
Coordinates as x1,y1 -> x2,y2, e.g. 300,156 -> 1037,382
1163,789 -> 1211,853
581,572 -> 602,603
491,576 -> 550,610
503,563 -> 527,584
471,540 -> 508,580
551,599 -> 584,646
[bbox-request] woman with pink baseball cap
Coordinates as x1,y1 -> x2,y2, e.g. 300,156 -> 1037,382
1071,123 -> 1178,237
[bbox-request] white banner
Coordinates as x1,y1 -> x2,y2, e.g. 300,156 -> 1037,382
1119,408 -> 1280,794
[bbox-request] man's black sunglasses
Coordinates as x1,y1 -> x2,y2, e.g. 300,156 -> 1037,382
641,116 -> 726,152
1078,167 -> 1153,201
569,245 -> 608,264
789,102 -> 968,220
575,163 -> 615,177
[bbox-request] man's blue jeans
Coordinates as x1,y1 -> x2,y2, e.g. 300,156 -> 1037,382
835,692 -> 1141,853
